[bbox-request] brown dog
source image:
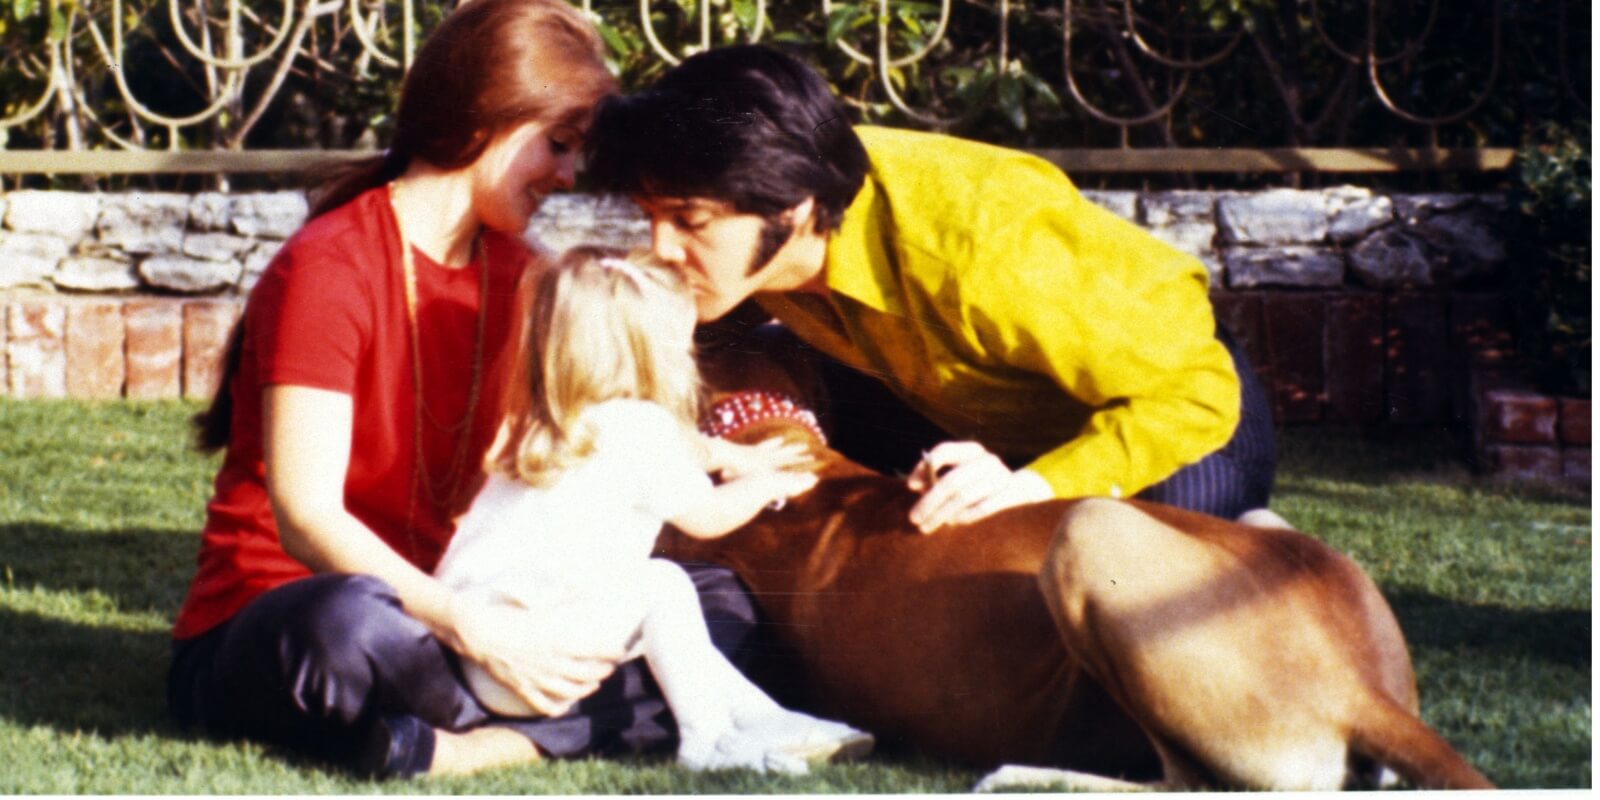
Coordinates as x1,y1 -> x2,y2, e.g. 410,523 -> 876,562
659,352 -> 1492,789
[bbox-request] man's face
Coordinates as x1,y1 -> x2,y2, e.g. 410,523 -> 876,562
634,196 -> 796,322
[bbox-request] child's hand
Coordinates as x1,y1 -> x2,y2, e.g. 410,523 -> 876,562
751,468 -> 819,509
711,436 -> 813,479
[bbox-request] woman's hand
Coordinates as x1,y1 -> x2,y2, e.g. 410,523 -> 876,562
444,591 -> 629,717
906,441 -> 1054,534
705,435 -> 813,480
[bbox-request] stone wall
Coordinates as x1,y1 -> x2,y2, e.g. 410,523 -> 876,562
3,186 -> 1577,484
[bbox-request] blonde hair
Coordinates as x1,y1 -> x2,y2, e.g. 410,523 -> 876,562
493,245 -> 702,486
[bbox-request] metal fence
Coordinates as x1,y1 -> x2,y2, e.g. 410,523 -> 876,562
0,0 -> 1583,174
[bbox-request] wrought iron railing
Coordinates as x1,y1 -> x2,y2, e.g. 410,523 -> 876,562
0,0 -> 1584,173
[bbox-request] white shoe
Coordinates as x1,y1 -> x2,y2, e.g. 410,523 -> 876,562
677,711 -> 874,775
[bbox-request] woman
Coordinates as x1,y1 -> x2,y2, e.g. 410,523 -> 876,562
167,0 -> 764,778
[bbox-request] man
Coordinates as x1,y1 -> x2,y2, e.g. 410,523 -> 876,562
585,45 -> 1276,532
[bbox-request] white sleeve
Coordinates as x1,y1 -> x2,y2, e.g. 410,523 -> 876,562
588,400 -> 714,522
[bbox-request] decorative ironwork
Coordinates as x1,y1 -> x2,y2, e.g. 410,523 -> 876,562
0,0 -> 1581,155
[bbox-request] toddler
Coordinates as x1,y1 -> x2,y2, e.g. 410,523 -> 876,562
435,246 -> 871,774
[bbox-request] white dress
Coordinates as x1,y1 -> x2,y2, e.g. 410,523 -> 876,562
438,398 -> 711,594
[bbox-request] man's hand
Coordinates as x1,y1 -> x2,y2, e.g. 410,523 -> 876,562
906,441 -> 1054,534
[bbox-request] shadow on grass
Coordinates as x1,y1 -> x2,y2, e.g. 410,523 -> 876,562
1276,428 -> 1591,505
0,523 -> 195,615
0,606 -> 174,738
0,523 -> 194,739
1388,588 -> 1592,668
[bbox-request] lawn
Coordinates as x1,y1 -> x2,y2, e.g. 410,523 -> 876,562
0,399 -> 1589,792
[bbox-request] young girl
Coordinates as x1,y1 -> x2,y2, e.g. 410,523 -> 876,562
434,246 -> 873,774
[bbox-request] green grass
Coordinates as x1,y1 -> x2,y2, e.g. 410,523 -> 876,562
0,400 -> 1589,792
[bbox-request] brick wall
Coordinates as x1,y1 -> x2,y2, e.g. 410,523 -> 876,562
3,296 -> 241,401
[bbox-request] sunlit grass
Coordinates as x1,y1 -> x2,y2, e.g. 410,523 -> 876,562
0,400 -> 1588,791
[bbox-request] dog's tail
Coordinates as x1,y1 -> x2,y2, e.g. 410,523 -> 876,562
1349,696 -> 1494,789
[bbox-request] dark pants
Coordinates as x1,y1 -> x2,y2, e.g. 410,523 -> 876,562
166,565 -> 762,766
725,322 -> 1276,521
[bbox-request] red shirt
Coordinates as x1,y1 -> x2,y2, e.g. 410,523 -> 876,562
172,186 -> 532,640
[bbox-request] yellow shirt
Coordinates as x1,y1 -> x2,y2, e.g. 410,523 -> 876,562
756,126 -> 1240,499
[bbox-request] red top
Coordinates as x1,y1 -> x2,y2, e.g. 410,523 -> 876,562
172,186 -> 533,640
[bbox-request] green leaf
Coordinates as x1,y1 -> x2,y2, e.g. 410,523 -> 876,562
731,0 -> 758,32
825,3 -> 872,47
596,21 -> 632,57
47,0 -> 65,41
998,76 -> 1026,130
13,0 -> 35,20
1015,68 -> 1062,108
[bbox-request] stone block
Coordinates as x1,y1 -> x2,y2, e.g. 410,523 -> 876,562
139,255 -> 243,294
240,241 -> 280,292
1384,293 -> 1450,424
1224,246 -> 1345,289
4,190 -> 100,241
1081,190 -> 1138,222
183,300 -> 242,400
98,193 -> 189,254
1349,229 -> 1432,288
1261,293 -> 1326,423
1139,191 -> 1218,226
1412,206 -> 1508,284
1480,390 -> 1558,444
189,192 -> 233,231
125,300 -> 183,399
1149,221 -> 1220,280
1393,193 -> 1474,224
1562,447 -> 1590,487
1483,444 -> 1562,482
1325,188 -> 1394,243
1324,293 -> 1385,423
183,231 -> 253,262
1559,398 -> 1590,446
0,231 -> 69,288
526,194 -> 647,254
230,192 -> 308,239
66,302 -> 126,399
54,254 -> 140,292
6,300 -> 67,399
1217,190 -> 1328,245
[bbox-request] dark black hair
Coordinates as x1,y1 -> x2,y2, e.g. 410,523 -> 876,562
585,45 -> 869,234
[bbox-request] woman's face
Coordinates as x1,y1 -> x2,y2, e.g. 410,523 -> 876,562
470,112 -> 587,233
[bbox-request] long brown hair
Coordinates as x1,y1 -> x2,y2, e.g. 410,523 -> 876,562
194,0 -> 616,452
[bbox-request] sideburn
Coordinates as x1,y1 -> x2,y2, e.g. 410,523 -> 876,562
745,214 -> 796,277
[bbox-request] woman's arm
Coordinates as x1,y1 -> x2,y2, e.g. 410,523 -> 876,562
264,385 -> 456,632
263,385 -> 622,715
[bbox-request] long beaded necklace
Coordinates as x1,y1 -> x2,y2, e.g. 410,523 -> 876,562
391,186 -> 489,548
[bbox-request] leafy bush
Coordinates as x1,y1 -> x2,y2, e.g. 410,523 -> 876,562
1511,122 -> 1591,397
